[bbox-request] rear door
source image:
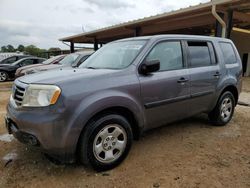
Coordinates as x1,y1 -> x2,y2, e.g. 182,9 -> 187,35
138,40 -> 191,129
185,40 -> 220,115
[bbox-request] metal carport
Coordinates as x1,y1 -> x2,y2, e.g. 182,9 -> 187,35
59,0 -> 250,75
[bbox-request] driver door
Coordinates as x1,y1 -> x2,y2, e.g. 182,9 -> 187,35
138,40 -> 191,129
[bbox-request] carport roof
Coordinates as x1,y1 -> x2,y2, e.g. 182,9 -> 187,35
59,0 -> 250,44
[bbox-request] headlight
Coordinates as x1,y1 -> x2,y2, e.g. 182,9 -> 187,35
22,84 -> 61,107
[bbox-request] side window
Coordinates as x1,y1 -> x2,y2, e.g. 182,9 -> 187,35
79,55 -> 90,63
219,42 -> 237,64
72,56 -> 89,67
19,59 -> 33,66
187,41 -> 212,67
146,41 -> 183,71
38,59 -> 44,63
3,56 -> 17,64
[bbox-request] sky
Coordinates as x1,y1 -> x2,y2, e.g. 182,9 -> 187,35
0,0 -> 209,50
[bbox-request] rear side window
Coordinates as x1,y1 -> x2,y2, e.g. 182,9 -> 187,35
2,56 -> 17,64
20,59 -> 33,66
187,41 -> 212,67
219,42 -> 237,64
146,41 -> 183,71
38,59 -> 44,63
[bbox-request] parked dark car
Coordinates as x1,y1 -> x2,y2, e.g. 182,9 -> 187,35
5,35 -> 242,171
24,51 -> 93,75
0,55 -> 31,65
0,57 -> 46,82
15,55 -> 66,78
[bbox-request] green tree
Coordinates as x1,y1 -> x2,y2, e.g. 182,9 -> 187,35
24,45 -> 40,56
48,47 -> 61,51
17,45 -> 25,52
6,45 -> 15,52
1,46 -> 7,52
48,47 -> 61,56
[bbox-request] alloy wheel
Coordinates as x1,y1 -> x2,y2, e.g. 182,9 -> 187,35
93,124 -> 127,163
220,97 -> 233,122
0,71 -> 7,82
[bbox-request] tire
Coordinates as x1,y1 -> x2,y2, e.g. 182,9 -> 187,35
209,91 -> 235,126
78,113 -> 133,171
0,71 -> 8,82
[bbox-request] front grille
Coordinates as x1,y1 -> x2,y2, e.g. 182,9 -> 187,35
13,84 -> 26,106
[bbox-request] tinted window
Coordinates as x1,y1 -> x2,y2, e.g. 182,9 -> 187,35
59,54 -> 80,66
43,56 -> 62,65
19,59 -> 34,66
2,56 -> 17,64
17,56 -> 24,60
146,41 -> 183,71
219,42 -> 237,64
73,55 -> 90,67
38,59 -> 44,63
188,42 -> 211,67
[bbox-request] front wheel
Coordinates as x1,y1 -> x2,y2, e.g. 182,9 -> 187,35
0,71 -> 8,82
78,114 -> 133,171
209,91 -> 235,126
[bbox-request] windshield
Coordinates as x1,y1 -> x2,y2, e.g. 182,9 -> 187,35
42,55 -> 62,65
80,40 -> 147,69
59,54 -> 79,66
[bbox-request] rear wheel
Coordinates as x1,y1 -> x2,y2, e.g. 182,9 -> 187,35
209,91 -> 235,126
0,71 -> 8,82
78,114 -> 133,171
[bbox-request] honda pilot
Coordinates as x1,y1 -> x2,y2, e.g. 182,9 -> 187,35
5,35 -> 242,171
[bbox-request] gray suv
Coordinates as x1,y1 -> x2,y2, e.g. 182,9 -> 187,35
5,35 -> 242,171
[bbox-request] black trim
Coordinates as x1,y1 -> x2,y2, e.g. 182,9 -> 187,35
144,90 -> 214,109
144,95 -> 190,109
191,90 -> 214,98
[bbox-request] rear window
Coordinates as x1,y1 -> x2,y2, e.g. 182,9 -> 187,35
219,42 -> 237,64
187,41 -> 212,67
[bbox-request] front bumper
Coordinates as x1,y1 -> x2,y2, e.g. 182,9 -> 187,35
5,117 -> 39,146
6,101 -> 76,163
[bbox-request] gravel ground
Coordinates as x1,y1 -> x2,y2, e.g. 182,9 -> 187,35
0,78 -> 249,188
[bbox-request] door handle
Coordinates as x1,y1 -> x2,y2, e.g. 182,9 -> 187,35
177,77 -> 189,83
213,72 -> 221,78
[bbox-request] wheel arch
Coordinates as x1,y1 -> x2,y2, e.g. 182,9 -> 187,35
74,105 -> 142,162
63,93 -> 144,156
220,85 -> 239,105
79,106 -> 142,141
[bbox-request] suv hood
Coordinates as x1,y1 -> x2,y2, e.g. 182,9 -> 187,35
18,68 -> 118,85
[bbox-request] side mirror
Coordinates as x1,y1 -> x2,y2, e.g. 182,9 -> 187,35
139,59 -> 160,75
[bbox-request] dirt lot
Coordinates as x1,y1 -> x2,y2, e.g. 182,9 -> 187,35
0,79 -> 250,188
